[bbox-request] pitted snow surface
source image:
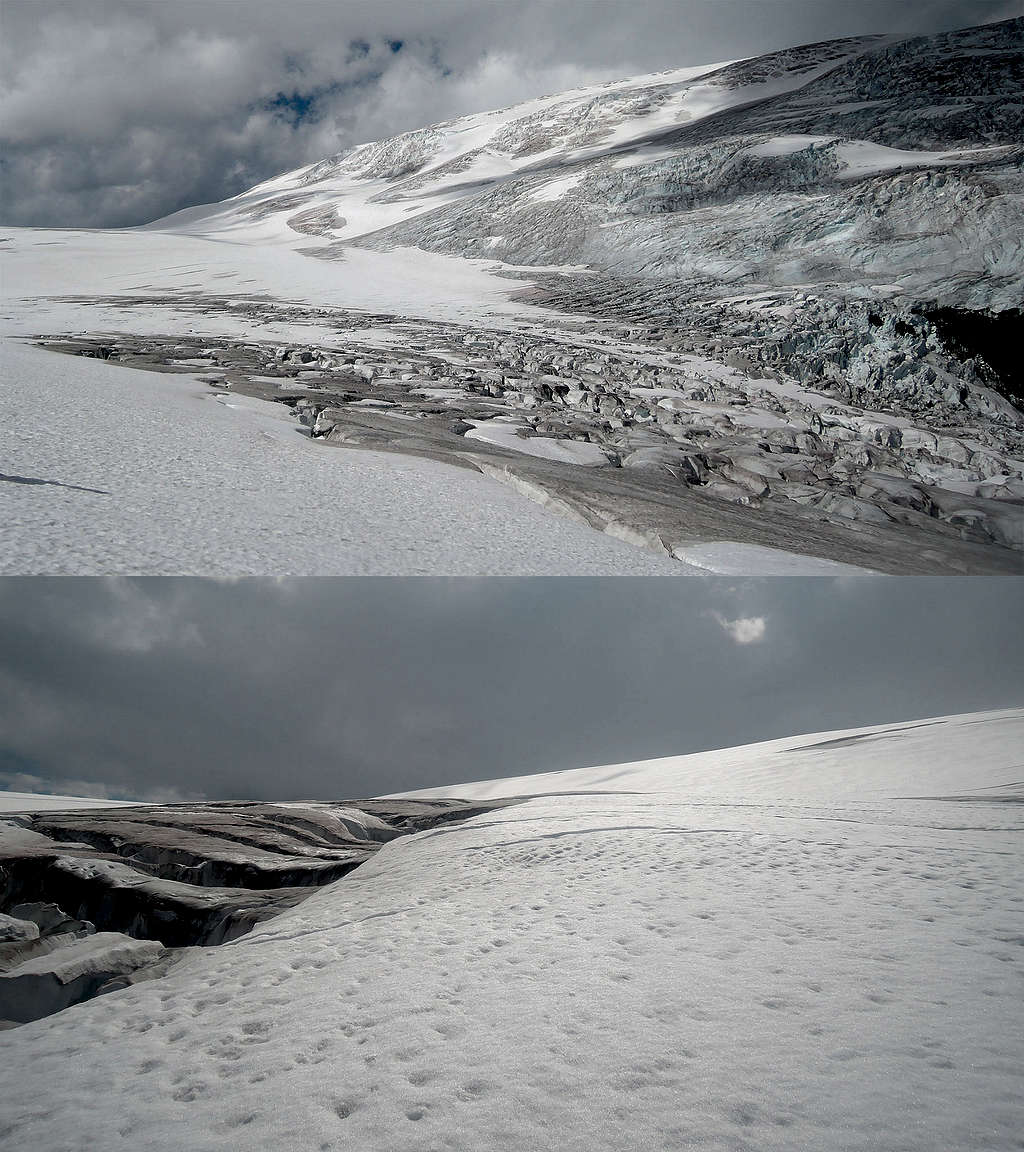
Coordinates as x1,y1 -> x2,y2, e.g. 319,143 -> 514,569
0,710 -> 1020,1151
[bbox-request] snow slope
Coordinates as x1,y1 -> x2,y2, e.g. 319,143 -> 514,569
0,340 -> 678,575
401,706 -> 1024,802
161,21 -> 1022,310
0,709 -> 1020,1151
0,792 -> 141,813
157,39 -> 874,244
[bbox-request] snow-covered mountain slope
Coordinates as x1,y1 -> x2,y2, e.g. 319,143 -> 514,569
160,35 -> 882,242
163,21 -> 1023,310
4,19 -> 1023,574
0,708 -> 1020,1151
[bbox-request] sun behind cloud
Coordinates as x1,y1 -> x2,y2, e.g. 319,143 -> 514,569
713,612 -> 767,645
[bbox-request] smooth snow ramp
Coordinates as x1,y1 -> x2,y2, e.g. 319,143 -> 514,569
0,708 -> 1020,1151
398,707 -> 1024,801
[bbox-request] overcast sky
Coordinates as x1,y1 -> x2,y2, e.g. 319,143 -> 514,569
1,0 -> 1019,227
0,577 -> 1020,803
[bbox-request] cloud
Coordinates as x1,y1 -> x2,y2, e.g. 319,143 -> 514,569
712,613 -> 767,645
0,0 -> 1013,226
0,577 -> 1021,803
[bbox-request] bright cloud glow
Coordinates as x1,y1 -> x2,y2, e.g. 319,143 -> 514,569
714,613 -> 767,644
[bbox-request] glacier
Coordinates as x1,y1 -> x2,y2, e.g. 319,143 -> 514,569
0,708 -> 1020,1149
2,18 -> 1023,572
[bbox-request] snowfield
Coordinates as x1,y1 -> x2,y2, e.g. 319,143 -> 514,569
1,231 -> 872,576
0,708 -> 1021,1150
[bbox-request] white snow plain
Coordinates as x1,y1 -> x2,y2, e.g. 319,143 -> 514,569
0,708 -> 1020,1151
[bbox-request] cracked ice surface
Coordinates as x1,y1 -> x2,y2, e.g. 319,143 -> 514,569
0,709 -> 1020,1151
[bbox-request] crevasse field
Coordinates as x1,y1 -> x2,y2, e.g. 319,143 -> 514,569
0,235 -> 686,575
0,337 -> 678,576
1,708 -> 1021,1151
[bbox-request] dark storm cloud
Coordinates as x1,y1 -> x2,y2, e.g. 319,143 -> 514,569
1,0 -> 1018,227
0,577 -> 1021,802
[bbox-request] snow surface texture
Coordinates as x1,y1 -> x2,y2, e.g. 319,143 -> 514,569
0,709 -> 1020,1151
667,541 -> 866,575
3,931 -> 162,982
0,800 -> 509,1029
